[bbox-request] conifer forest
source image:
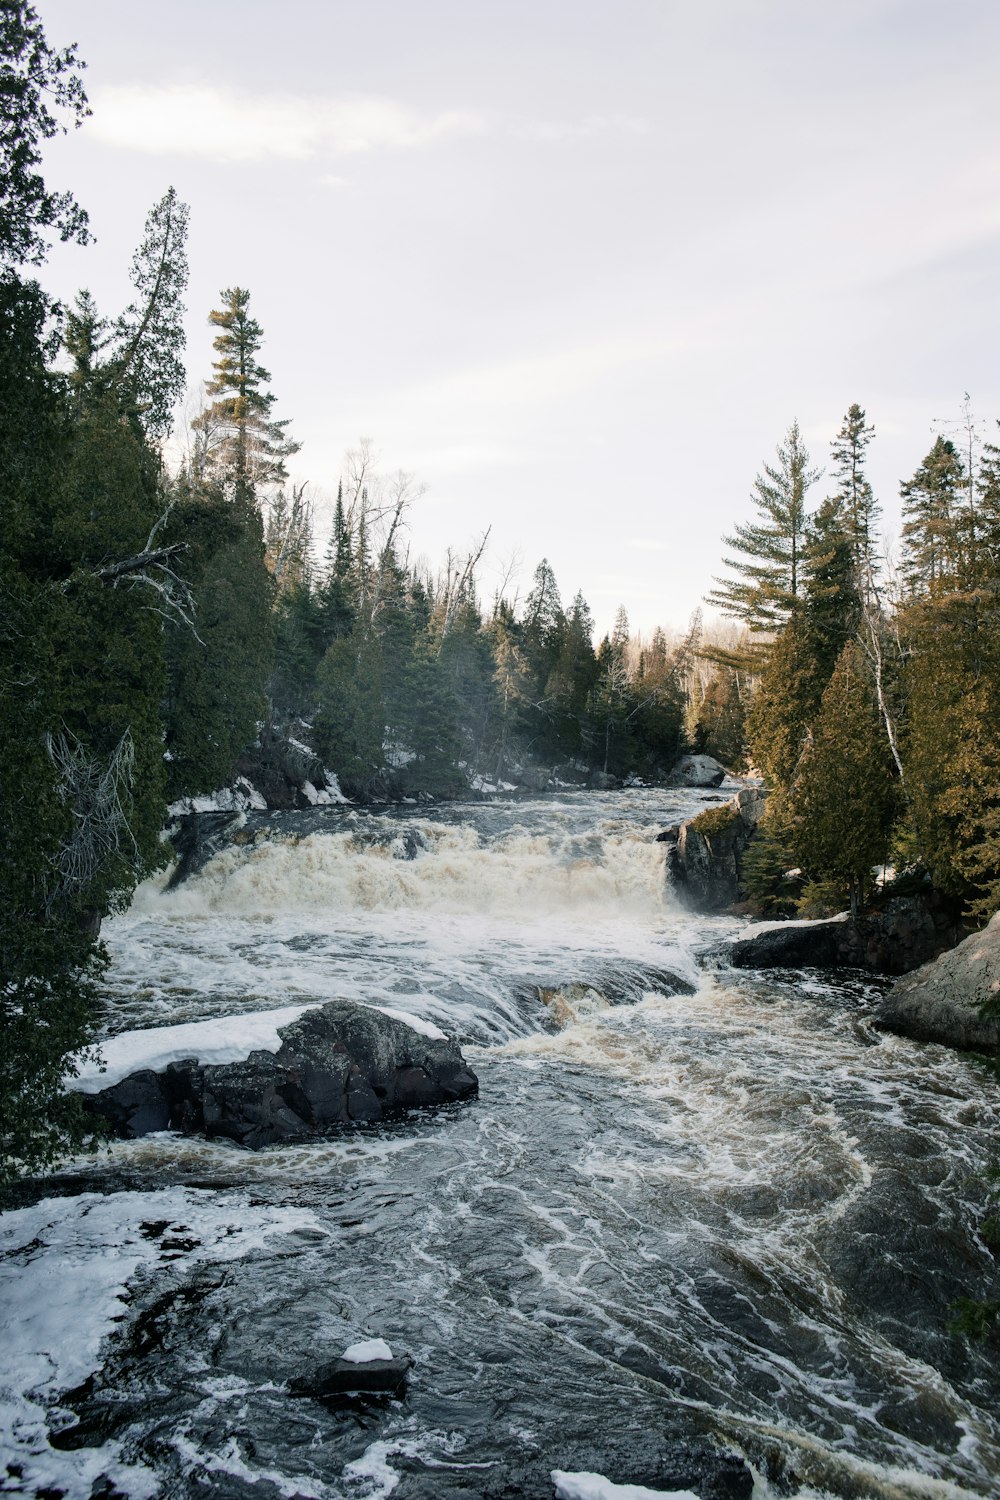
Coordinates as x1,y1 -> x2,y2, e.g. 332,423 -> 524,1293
2,7 -> 1000,1500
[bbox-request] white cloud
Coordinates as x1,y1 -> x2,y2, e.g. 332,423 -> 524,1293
89,83 -> 485,161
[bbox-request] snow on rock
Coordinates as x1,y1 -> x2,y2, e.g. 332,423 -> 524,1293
0,1189 -> 325,1499
370,1005 -> 448,1040
551,1474 -> 700,1500
168,776 -> 266,816
342,1338 -> 394,1363
69,1003 -> 323,1093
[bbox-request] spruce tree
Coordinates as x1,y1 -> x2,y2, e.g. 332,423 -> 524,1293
830,403 -> 880,588
113,186 -> 189,437
900,437 -> 965,596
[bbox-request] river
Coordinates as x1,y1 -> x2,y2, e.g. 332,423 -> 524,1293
3,787 -> 999,1500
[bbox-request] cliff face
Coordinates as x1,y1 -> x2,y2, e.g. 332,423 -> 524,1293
667,788 -> 767,911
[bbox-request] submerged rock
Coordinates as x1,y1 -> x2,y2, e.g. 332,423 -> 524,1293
728,896 -> 941,977
84,1001 -> 479,1148
668,788 -> 767,911
875,911 -> 1000,1052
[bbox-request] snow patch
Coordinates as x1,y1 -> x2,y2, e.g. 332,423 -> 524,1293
342,1337 -> 394,1362
168,776 -> 265,815
69,1003 -> 322,1093
551,1474 -> 700,1500
370,1005 -> 448,1040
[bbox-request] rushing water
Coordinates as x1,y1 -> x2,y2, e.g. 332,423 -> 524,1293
5,788 -> 1000,1500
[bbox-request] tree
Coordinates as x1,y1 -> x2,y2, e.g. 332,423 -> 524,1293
0,1 -> 89,268
708,420 -> 819,633
791,642 -> 898,917
900,437 -> 965,596
192,286 -> 299,501
113,186 -> 189,437
829,403 -> 880,589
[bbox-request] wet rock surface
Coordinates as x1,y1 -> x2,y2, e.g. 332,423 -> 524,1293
875,910 -> 1000,1051
84,1001 -> 479,1147
728,895 -> 943,977
668,787 -> 767,911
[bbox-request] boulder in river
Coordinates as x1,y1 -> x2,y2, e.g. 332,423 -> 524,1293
874,910 -> 1000,1051
83,1001 -> 479,1148
668,753 -> 728,787
668,787 -> 767,911
728,895 -> 941,977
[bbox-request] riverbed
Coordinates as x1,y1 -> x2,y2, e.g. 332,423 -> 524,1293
3,788 -> 999,1499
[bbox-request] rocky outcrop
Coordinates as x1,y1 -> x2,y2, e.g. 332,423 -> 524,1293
235,724 -> 338,810
728,896 -> 941,976
874,911 -> 1000,1051
667,787 -> 767,911
669,753 -> 728,787
84,1002 -> 479,1149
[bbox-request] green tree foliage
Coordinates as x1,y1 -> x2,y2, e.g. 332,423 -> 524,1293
900,437 -> 965,596
161,479 -> 274,799
708,420 -> 819,633
830,403 -> 880,587
113,186 -> 190,437
791,642 -> 898,917
0,1 -> 89,267
192,286 -> 299,501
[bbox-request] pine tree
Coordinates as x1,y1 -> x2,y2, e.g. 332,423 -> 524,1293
192,286 -> 299,502
708,420 -> 819,633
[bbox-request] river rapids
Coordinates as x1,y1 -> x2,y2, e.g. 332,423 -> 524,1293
3,788 -> 1000,1500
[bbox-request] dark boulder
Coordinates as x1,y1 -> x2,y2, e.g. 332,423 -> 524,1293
84,1002 -> 479,1149
728,896 -> 940,977
668,788 -> 767,911
875,911 -> 1000,1051
289,1355 -> 412,1399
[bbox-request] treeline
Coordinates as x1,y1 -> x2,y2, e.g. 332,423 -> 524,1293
709,408 -> 1000,922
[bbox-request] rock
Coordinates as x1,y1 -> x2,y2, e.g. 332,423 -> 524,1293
668,787 -> 767,911
289,1354 -> 412,1399
234,723 -> 331,810
588,770 -> 620,790
84,1002 -> 479,1148
728,896 -> 941,977
875,911 -> 1000,1051
669,753 -> 727,787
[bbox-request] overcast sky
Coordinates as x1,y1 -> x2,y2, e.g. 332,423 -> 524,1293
35,0 -> 1000,637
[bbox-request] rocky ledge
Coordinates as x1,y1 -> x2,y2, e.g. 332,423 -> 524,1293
81,1001 -> 479,1149
728,895 -> 943,977
874,910 -> 1000,1052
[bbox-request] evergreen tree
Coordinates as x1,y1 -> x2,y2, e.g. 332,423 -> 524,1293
192,286 -> 299,501
900,437 -> 965,596
792,642 -> 898,917
830,403 -> 880,588
113,186 -> 189,436
708,420 -> 819,633
0,1 -> 89,267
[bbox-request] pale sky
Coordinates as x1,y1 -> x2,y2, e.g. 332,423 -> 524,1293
35,0 -> 1000,638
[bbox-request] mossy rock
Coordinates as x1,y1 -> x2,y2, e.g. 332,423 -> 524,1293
688,803 -> 740,838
